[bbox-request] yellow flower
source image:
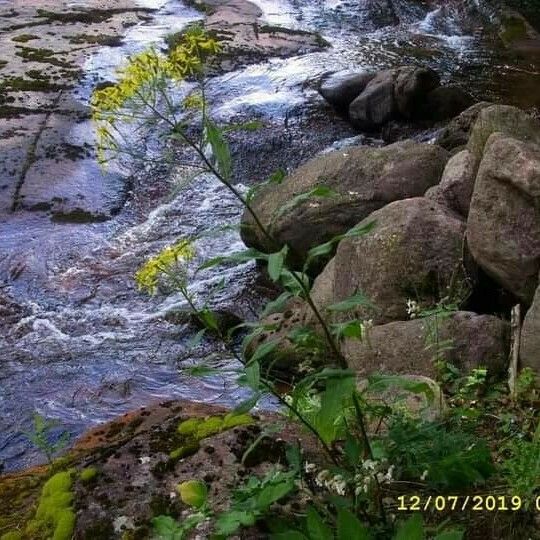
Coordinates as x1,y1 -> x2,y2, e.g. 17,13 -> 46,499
135,240 -> 196,295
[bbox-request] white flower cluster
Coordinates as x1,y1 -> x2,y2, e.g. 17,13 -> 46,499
406,299 -> 420,319
314,470 -> 348,496
354,459 -> 395,496
298,360 -> 316,374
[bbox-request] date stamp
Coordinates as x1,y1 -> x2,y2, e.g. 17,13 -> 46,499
397,495 -> 539,512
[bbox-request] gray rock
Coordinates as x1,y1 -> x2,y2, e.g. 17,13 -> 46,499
241,141 -> 449,266
435,102 -> 492,151
425,149 -> 477,217
309,197 -> 472,325
467,133 -> 540,303
423,85 -> 475,122
349,66 -> 440,129
318,70 -> 375,111
521,282 -> 540,373
467,105 -> 540,160
344,312 -> 509,378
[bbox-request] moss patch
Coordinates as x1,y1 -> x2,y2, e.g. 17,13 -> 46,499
24,471 -> 76,540
11,34 -> 40,43
500,14 -> 528,45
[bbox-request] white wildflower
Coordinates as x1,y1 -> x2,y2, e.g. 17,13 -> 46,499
315,469 -> 331,487
304,462 -> 317,474
420,469 -> 429,481
406,299 -> 420,319
283,394 -> 293,406
138,456 -> 151,465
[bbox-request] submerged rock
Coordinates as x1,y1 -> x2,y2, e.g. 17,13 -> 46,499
241,141 -> 449,266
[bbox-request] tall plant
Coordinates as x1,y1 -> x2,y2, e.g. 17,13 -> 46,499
91,27 -> 483,539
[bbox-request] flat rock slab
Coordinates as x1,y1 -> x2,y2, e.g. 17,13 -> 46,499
189,0 -> 329,72
0,1 -> 152,222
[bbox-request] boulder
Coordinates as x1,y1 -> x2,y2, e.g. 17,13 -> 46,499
422,85 -> 475,122
521,281 -> 540,373
499,10 -> 540,62
435,101 -> 492,151
349,66 -> 440,129
467,104 -> 540,160
344,312 -> 509,378
467,133 -> 540,304
425,149 -> 477,217
309,197 -> 472,325
241,141 -> 449,266
394,65 -> 440,119
318,70 -> 375,111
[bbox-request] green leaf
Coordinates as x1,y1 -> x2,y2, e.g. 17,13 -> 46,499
215,510 -> 256,536
268,245 -> 289,282
327,291 -> 373,313
280,270 -> 310,297
274,185 -> 338,219
248,340 -> 279,365
198,309 -> 219,332
233,393 -> 261,415
245,361 -> 261,391
337,509 -> 370,540
306,506 -> 333,540
331,320 -> 364,340
256,478 -> 295,509
366,374 -> 435,403
152,515 -> 185,540
394,514 -> 424,540
434,530 -> 464,540
315,373 -> 356,444
272,532 -> 308,540
198,248 -> 267,271
177,480 -> 208,509
261,292 -> 293,317
344,435 -> 361,467
268,168 -> 286,184
186,329 -> 206,350
204,118 -> 232,180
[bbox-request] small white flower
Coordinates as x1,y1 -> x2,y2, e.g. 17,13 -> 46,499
138,456 -> 151,465
304,462 -> 317,474
420,470 -> 429,481
283,394 -> 293,406
406,299 -> 420,319
169,492 -> 177,500
315,470 -> 331,487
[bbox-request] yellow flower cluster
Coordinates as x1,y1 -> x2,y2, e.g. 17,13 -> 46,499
91,26 -> 220,160
135,240 -> 195,295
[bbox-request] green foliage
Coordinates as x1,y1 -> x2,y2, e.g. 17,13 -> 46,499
177,480 -> 208,509
79,466 -> 98,483
24,470 -> 76,540
385,416 -> 494,489
501,421 -> 540,505
22,413 -> 70,465
152,513 -> 205,540
214,469 -> 296,536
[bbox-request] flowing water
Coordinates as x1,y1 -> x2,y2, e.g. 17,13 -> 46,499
0,0 -> 538,472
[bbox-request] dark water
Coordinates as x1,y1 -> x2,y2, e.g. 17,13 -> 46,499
0,0 -> 538,472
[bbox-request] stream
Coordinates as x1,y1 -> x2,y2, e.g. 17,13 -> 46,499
0,0 -> 538,472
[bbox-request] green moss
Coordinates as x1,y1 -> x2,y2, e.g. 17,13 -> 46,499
79,467 -> 98,483
169,441 -> 200,460
222,413 -> 253,430
177,417 -> 202,436
23,470 -> 76,540
11,34 -> 39,43
195,416 -> 224,438
500,14 -> 528,45
1,532 -> 23,540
